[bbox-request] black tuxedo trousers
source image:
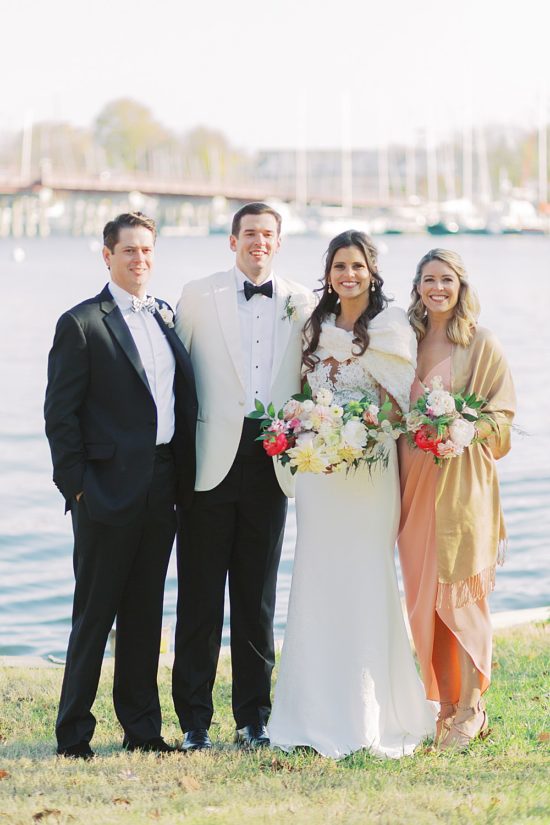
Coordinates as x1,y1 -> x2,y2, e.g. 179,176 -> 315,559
56,445 -> 176,748
172,418 -> 287,731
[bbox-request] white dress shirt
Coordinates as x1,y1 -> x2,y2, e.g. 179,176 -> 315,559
109,282 -> 176,444
234,267 -> 276,412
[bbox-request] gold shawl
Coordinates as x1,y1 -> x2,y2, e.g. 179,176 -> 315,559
434,326 -> 516,608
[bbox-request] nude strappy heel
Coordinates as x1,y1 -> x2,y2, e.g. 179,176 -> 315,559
439,700 -> 489,752
435,702 -> 457,745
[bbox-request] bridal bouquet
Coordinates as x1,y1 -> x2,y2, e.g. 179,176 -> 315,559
402,375 -> 491,465
249,383 -> 400,474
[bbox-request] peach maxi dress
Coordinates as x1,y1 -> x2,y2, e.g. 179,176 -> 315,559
398,357 -> 491,702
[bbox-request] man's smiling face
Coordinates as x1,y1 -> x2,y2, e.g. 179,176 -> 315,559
230,213 -> 281,283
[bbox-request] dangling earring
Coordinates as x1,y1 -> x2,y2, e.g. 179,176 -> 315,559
370,279 -> 376,292
328,282 -> 333,294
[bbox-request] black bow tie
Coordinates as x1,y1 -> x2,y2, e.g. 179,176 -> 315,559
243,280 -> 273,301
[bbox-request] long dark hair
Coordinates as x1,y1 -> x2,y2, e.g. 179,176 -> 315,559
303,230 -> 390,372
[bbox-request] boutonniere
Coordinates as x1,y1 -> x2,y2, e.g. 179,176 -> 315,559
282,294 -> 308,323
155,302 -> 175,328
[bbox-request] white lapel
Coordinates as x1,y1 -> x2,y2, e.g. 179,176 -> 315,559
271,276 -> 294,386
212,269 -> 245,389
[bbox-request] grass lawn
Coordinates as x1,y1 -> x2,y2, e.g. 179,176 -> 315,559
0,623 -> 549,824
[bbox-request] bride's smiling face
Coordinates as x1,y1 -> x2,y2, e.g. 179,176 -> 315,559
328,245 -> 372,306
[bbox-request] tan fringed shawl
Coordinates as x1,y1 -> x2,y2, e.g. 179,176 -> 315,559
434,326 -> 516,608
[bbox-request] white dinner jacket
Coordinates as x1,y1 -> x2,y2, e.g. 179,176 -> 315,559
175,268 -> 316,497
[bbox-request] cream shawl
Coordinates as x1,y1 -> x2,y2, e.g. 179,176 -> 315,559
314,306 -> 417,413
435,326 -> 516,608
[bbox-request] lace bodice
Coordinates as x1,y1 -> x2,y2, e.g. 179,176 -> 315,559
306,329 -> 381,406
303,311 -> 417,412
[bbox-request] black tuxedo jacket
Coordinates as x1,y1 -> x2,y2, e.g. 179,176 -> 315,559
45,284 -> 197,525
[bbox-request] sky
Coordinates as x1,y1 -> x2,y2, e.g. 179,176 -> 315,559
1,0 -> 549,151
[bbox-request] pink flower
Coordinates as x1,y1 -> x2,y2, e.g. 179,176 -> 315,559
268,419 -> 287,434
363,404 -> 379,426
437,439 -> 462,458
283,399 -> 302,420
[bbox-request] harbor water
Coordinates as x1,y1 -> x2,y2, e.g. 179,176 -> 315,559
0,233 -> 549,658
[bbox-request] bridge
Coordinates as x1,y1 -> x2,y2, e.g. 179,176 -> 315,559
0,170 -> 405,208
0,170 -> 418,239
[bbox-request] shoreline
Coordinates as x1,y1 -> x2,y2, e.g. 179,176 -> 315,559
1,604 -> 548,670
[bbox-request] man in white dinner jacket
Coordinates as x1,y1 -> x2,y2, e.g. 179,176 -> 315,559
173,202 -> 315,751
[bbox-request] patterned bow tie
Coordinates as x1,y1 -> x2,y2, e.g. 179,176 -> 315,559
243,280 -> 273,301
131,295 -> 156,313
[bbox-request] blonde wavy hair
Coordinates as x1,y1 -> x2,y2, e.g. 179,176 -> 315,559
408,249 -> 480,347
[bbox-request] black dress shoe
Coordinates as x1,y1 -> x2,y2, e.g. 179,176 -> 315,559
57,742 -> 95,760
180,729 -> 212,752
235,723 -> 270,749
122,736 -> 176,754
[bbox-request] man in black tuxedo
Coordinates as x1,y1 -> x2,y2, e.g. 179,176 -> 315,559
45,212 -> 197,758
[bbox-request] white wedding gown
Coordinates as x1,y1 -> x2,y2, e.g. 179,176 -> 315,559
268,312 -> 435,759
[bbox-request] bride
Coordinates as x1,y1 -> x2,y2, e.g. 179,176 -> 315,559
268,231 -> 435,759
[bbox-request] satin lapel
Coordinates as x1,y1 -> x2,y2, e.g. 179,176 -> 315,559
100,290 -> 152,396
212,271 -> 245,388
271,278 -> 294,385
153,310 -> 196,391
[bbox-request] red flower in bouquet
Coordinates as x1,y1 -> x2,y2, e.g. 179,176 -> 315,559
263,432 -> 289,457
414,424 -> 442,455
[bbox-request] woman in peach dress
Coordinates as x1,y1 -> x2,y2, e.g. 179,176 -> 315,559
398,249 -> 515,750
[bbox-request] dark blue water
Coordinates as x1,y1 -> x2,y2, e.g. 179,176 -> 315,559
1,234 -> 548,657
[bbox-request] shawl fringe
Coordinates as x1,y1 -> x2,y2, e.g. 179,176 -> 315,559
497,537 -> 507,566
436,563 -> 498,610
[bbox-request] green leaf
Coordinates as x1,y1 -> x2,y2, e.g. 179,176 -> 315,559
303,382 -> 313,400
267,402 -> 276,418
254,398 -> 265,414
248,410 -> 265,419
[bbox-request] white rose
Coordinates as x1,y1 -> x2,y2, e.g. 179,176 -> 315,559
341,419 -> 368,450
462,405 -> 478,419
448,418 -> 476,449
302,399 -> 315,412
158,306 -> 174,328
314,388 -> 334,406
426,389 -> 456,417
